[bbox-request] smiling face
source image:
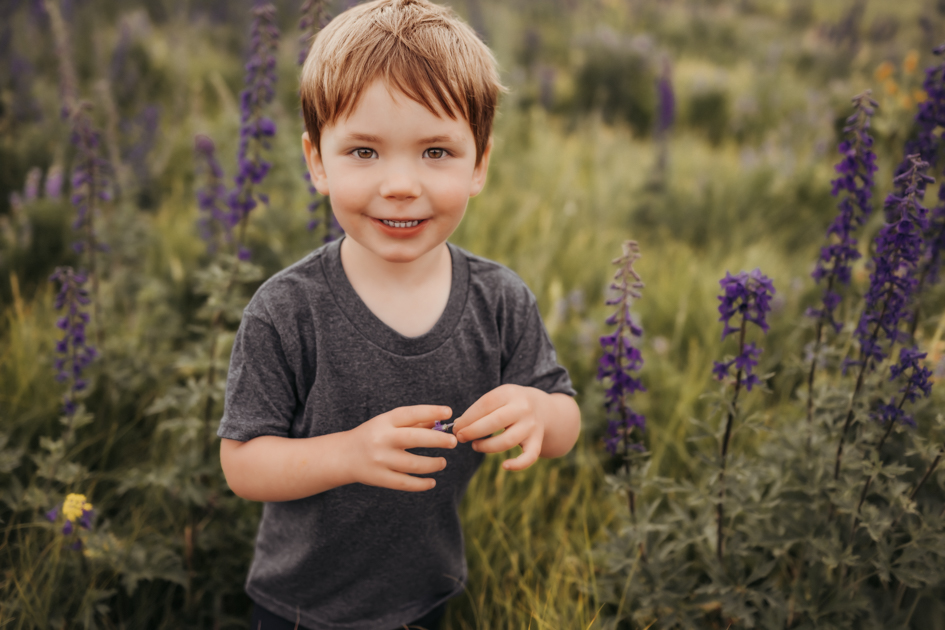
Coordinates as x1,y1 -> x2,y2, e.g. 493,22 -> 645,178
303,80 -> 492,267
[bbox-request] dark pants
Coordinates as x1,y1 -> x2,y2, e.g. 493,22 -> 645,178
249,600 -> 447,630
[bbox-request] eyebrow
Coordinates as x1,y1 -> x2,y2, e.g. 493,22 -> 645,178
343,133 -> 459,144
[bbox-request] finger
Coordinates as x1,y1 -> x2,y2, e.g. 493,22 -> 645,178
453,388 -> 504,435
382,471 -> 440,492
407,427 -> 457,450
470,422 -> 521,453
392,405 -> 453,428
457,406 -> 509,443
500,434 -> 541,471
394,452 -> 448,476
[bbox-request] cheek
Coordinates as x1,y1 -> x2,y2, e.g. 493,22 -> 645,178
327,171 -> 373,209
426,168 -> 478,207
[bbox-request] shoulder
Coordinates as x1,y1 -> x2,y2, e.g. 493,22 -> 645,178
450,243 -> 537,308
243,244 -> 332,324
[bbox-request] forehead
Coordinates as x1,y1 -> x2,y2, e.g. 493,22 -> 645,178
335,80 -> 473,135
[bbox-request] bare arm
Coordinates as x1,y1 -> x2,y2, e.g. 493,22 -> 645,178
220,405 -> 457,502
220,433 -> 355,502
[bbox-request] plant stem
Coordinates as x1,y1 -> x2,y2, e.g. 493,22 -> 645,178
835,301 -> 888,479
807,275 -> 835,425
717,319 -> 746,563
849,394 -> 902,538
806,319 -> 825,425
909,446 -> 943,501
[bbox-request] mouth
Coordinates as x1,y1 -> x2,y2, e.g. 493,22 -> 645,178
377,218 -> 426,228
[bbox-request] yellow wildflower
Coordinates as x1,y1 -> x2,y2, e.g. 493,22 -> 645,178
875,61 -> 894,81
904,50 -> 919,75
914,89 -> 928,104
62,493 -> 92,522
885,80 -> 899,96
901,95 -> 913,110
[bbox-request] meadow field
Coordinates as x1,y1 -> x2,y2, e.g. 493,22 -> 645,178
2,0 -> 945,627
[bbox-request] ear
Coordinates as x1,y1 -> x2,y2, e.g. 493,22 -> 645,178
469,136 -> 493,198
302,132 -> 330,196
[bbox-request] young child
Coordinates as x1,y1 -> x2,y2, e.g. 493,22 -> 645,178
217,1 -> 581,628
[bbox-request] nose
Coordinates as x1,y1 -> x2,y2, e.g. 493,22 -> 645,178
378,159 -> 422,200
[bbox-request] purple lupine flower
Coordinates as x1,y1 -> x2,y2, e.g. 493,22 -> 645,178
23,167 -> 42,202
716,269 -> 776,339
853,155 -> 933,368
597,241 -> 647,457
68,104 -> 112,257
713,269 -> 774,562
713,270 -> 775,391
45,164 -> 64,200
432,420 -> 455,433
122,105 -> 161,188
108,22 -> 136,105
40,0 -> 79,118
194,135 -> 235,256
227,2 -> 280,243
877,346 -> 934,430
893,48 -> 945,193
902,50 -> 945,304
50,266 -> 98,417
297,0 -> 341,242
298,0 -> 329,65
807,91 -> 878,334
655,58 -> 675,136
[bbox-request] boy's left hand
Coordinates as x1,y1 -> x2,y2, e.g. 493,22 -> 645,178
452,384 -> 544,471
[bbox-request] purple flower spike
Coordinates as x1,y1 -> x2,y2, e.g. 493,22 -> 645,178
23,167 -> 42,202
888,346 -> 933,407
298,0 -> 330,66
597,241 -> 647,456
228,2 -> 280,244
717,269 -> 776,340
49,266 -> 97,417
194,134 -> 235,256
900,52 -> 945,295
655,58 -> 675,135
853,155 -> 932,369
67,103 -> 112,257
809,91 -> 878,334
714,270 -> 775,390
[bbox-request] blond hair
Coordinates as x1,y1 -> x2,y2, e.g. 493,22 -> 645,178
300,0 -> 504,165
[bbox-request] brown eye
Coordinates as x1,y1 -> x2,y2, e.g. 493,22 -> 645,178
356,148 -> 374,159
426,148 -> 445,159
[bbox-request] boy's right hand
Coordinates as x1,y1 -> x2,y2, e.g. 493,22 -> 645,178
347,405 -> 457,492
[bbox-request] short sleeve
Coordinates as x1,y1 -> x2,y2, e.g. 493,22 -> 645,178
501,300 -> 577,397
217,312 -> 300,441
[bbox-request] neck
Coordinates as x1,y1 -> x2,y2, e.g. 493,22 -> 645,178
339,237 -> 449,289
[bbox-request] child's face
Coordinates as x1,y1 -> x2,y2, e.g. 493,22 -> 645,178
303,80 -> 492,265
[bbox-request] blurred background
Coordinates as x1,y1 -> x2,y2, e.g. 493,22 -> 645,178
2,0 -> 944,627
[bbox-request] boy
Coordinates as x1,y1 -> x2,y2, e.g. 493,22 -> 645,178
218,1 -> 581,628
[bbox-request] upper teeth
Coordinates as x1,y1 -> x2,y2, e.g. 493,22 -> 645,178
382,219 -> 420,228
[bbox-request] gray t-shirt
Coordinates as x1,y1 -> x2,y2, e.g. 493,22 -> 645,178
218,237 -> 576,629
